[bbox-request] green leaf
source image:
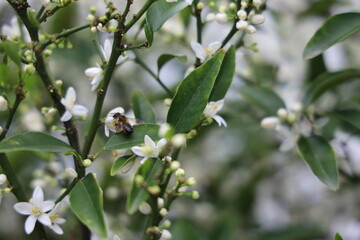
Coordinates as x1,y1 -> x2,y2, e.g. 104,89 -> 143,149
209,46 -> 236,101
297,135 -> 339,190
335,233 -> 344,240
110,155 -> 137,176
126,159 -> 164,214
167,50 -> 225,133
0,64 -> 9,87
239,86 -> 286,116
70,173 -> 107,238
146,0 -> 189,31
303,12 -> 360,60
28,9 -> 40,29
0,132 -> 76,154
303,69 -> 360,106
104,124 -> 160,151
131,91 -> 156,123
157,54 -> 187,73
1,41 -> 21,67
144,21 -> 153,47
331,110 -> 360,131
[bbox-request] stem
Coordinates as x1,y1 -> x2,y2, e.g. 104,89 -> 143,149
123,41 -> 149,51
36,6 -> 45,20
133,55 -> 173,97
220,0 -> 242,49
124,0 -> 155,32
39,1 -> 72,23
55,178 -> 77,204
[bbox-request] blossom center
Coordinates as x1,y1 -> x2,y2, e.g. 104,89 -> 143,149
31,205 -> 42,216
50,214 -> 59,221
141,145 -> 155,156
205,48 -> 212,54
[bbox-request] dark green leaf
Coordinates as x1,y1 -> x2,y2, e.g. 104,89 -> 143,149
70,173 -> 107,238
297,135 -> 339,190
157,54 -> 187,73
0,132 -> 76,154
126,159 -> 164,214
303,12 -> 360,60
146,0 -> 189,31
104,124 -> 160,151
28,9 -> 40,29
239,86 -> 286,116
110,155 -> 137,176
131,91 -> 156,123
209,46 -> 236,101
1,41 -> 21,67
303,69 -> 360,106
335,233 -> 344,240
144,21 -> 153,47
0,64 -> 9,87
331,110 -> 360,131
167,50 -> 225,133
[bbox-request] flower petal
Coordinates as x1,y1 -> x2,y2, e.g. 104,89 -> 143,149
65,87 -> 76,103
41,200 -> 55,212
32,186 -> 44,204
144,135 -> 156,148
131,146 -> 146,157
25,215 -> 37,234
54,217 -> 66,224
213,115 -> 227,127
72,105 -> 88,117
60,110 -> 72,122
108,107 -> 125,116
85,67 -> 102,77
14,202 -> 33,215
104,38 -> 112,61
190,41 -> 206,62
104,125 -> 110,137
208,41 -> 222,53
38,213 -> 52,226
156,138 -> 167,149
49,224 -> 64,235
140,157 -> 149,164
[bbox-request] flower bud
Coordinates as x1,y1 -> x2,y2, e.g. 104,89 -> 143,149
215,13 -> 228,24
25,64 -> 36,74
139,202 -> 151,214
108,25 -> 117,32
277,108 -> 288,119
205,13 -> 216,22
290,102 -> 303,113
187,129 -> 197,138
159,208 -> 168,217
237,9 -> 247,20
82,159 -> 92,167
191,190 -> 200,199
170,161 -> 180,171
245,25 -> 256,34
159,123 -> 172,138
147,185 -> 161,195
164,98 -> 172,107
229,2 -> 237,10
236,20 -> 248,30
90,7 -> 96,14
287,113 -> 297,124
44,49 -> 52,57
241,2 -> 248,8
260,117 -> 279,129
218,6 -> 227,13
171,134 -> 186,148
157,197 -> 164,208
0,174 -> 7,184
186,177 -> 196,186
161,229 -> 172,240
86,14 -> 95,22
161,219 -> 172,228
4,187 -> 12,193
64,168 -> 78,178
175,168 -> 185,178
0,96 -> 8,111
90,26 -> 97,33
253,0 -> 263,8
41,0 -> 50,7
251,14 -> 265,25
197,2 -> 204,9
135,175 -> 144,186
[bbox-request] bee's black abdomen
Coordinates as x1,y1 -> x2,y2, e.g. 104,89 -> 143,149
123,123 -> 134,136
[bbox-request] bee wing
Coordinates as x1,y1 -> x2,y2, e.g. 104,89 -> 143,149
127,117 -> 144,126
115,123 -> 123,133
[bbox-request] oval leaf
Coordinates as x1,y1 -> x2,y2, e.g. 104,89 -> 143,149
303,12 -> 360,60
239,86 -> 286,116
126,158 -> 164,214
209,45 -> 236,101
303,69 -> 360,106
146,0 -> 189,31
297,135 -> 339,190
131,91 -> 156,123
167,50 -> 225,133
157,54 -> 187,73
1,41 -> 21,67
144,21 -> 153,47
331,110 -> 360,131
110,155 -> 137,176
70,173 -> 107,238
335,233 -> 344,240
104,124 -> 160,150
0,131 -> 76,154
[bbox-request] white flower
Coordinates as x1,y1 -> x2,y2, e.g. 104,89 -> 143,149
203,100 -> 227,127
245,25 -> 256,34
60,87 -> 88,122
1,16 -> 30,41
261,117 -> 279,129
13,187 -> 55,234
161,229 -> 172,240
0,96 -> 8,111
251,14 -> 265,25
22,109 -> 45,131
104,107 -> 125,137
215,13 -> 228,24
101,38 -> 127,64
253,0 -> 263,8
237,10 -> 247,20
236,20 -> 249,30
85,64 -> 103,91
205,13 -> 216,22
48,203 -> 66,235
190,41 -> 221,63
0,174 -> 7,184
131,135 -> 167,164
41,0 -> 50,7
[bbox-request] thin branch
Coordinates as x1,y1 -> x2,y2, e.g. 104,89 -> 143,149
39,1 -> 72,23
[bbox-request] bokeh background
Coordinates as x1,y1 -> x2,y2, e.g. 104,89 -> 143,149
1,0 -> 360,239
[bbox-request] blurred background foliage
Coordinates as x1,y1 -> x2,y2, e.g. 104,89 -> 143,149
1,0 -> 360,239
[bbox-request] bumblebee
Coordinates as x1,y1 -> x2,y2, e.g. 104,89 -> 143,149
112,112 -> 141,136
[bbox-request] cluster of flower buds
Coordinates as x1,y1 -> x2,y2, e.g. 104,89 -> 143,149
236,0 -> 265,34
0,174 -> 11,205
